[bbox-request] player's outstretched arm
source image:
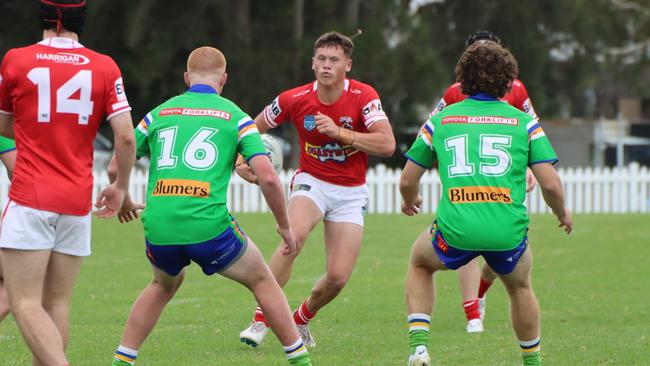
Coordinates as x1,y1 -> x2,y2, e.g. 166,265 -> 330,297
248,154 -> 296,254
234,112 -> 273,184
530,162 -> 573,234
95,113 -> 136,218
399,160 -> 425,216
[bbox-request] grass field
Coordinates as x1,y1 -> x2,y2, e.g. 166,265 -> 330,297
0,214 -> 648,365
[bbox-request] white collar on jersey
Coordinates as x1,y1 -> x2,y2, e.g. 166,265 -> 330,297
312,79 -> 350,92
38,37 -> 84,49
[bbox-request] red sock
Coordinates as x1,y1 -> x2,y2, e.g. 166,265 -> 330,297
293,301 -> 316,325
478,277 -> 493,298
254,306 -> 269,326
463,299 -> 481,321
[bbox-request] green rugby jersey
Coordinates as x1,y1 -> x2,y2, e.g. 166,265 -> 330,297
135,84 -> 266,245
0,136 -> 15,154
406,94 -> 557,251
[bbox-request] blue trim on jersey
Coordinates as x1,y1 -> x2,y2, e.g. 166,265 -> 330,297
529,158 -> 559,166
404,154 -> 433,169
187,84 -> 218,94
527,123 -> 541,134
423,123 -> 434,136
143,114 -> 152,126
245,152 -> 268,163
238,120 -> 254,131
0,147 -> 16,154
468,92 -> 499,101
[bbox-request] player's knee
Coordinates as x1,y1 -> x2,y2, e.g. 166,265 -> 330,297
323,273 -> 350,293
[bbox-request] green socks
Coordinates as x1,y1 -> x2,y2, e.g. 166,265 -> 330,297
520,338 -> 541,365
408,313 -> 431,354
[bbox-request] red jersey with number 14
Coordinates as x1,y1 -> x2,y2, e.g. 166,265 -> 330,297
0,37 -> 131,215
262,79 -> 388,186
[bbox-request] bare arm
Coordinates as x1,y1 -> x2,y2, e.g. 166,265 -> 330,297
314,113 -> 395,157
0,113 -> 14,139
248,154 -> 296,254
399,160 -> 427,216
0,150 -> 16,180
530,162 -> 573,233
95,112 -> 136,218
234,112 -> 270,184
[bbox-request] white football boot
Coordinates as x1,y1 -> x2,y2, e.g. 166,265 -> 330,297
297,324 -> 316,348
478,296 -> 487,321
239,321 -> 269,347
408,345 -> 431,366
466,318 -> 484,333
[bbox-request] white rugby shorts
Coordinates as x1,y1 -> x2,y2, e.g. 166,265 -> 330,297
0,200 -> 91,256
289,171 -> 369,226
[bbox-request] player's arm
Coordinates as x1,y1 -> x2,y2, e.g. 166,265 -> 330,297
0,113 -> 14,139
399,160 -> 426,216
530,162 -> 572,233
0,150 -> 16,180
248,154 -> 296,254
95,112 -> 136,218
315,113 -> 395,157
235,112 -> 272,184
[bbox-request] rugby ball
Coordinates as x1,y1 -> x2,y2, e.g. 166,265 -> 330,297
262,134 -> 283,173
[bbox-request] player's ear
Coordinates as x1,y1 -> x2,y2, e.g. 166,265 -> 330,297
184,72 -> 190,87
311,57 -> 316,71
345,58 -> 352,72
221,73 -> 228,88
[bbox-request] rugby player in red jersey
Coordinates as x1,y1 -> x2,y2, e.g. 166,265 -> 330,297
0,1 -> 135,364
237,31 -> 395,348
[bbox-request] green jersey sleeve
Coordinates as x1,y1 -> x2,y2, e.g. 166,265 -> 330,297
135,112 -> 152,159
236,116 -> 266,161
526,120 -> 558,165
0,136 -> 15,153
405,120 -> 437,168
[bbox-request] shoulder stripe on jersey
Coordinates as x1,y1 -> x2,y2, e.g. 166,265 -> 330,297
526,121 -> 540,133
238,117 -> 259,142
419,121 -> 434,147
143,113 -> 153,126
136,120 -> 148,136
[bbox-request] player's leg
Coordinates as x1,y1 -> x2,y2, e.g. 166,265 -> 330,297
0,255 -> 9,322
405,228 -> 446,366
0,202 -> 69,365
477,261 -> 499,321
488,240 -> 541,366
242,193 -> 322,344
40,252 -> 83,351
268,196 -> 323,287
2,249 -> 69,366
457,258 -> 483,332
222,239 -> 311,365
112,265 -> 185,366
112,243 -> 187,366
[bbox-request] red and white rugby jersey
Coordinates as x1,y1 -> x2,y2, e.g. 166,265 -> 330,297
0,37 -> 131,215
429,79 -> 538,119
262,79 -> 388,186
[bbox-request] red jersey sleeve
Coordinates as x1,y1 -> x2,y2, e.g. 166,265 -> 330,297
0,51 -> 15,114
262,89 -> 295,129
102,56 -> 131,120
358,84 -> 388,128
512,80 -> 538,119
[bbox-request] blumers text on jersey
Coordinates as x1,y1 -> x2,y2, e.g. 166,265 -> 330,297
406,95 -> 557,252
0,37 -> 131,215
263,79 -> 388,186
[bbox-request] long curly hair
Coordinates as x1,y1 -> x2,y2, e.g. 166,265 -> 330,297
454,41 -> 519,98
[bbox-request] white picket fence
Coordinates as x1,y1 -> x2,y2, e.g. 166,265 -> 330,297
1,163 -> 649,214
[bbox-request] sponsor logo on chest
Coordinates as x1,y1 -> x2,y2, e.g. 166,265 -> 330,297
305,142 -> 358,162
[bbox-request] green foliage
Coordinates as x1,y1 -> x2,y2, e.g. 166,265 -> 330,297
0,214 -> 648,365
